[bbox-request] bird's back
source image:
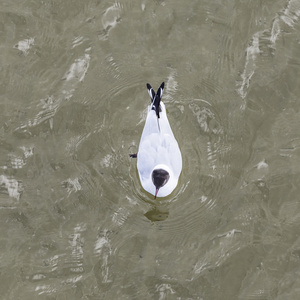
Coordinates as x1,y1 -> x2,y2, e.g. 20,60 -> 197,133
135,82 -> 182,197
137,102 -> 182,179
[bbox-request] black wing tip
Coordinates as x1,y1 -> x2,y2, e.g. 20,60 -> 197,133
146,82 -> 164,89
147,83 -> 155,102
146,82 -> 165,118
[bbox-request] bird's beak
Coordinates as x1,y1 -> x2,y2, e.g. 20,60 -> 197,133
154,188 -> 159,199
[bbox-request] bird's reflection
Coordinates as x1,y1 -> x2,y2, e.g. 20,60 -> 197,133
144,206 -> 169,221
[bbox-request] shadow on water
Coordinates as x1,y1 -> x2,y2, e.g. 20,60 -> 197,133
136,189 -> 173,222
144,206 -> 169,222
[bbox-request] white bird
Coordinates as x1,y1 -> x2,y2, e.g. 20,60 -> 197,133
131,82 -> 182,198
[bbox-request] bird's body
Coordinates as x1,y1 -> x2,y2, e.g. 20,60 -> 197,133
136,82 -> 182,198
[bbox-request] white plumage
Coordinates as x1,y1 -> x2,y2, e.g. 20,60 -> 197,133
136,82 -> 182,198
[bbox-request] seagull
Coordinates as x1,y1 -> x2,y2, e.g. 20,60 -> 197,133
131,82 -> 182,198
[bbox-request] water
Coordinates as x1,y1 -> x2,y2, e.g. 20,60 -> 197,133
1,0 -> 300,299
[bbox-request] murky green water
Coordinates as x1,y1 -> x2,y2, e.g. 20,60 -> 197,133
1,0 -> 300,299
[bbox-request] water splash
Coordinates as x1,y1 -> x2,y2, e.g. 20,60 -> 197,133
281,0 -> 300,27
102,3 -> 122,30
94,230 -> 113,284
0,175 -> 23,201
63,53 -> 90,83
237,0 -> 300,108
14,37 -> 34,55
270,0 -> 300,45
237,32 -> 261,105
62,178 -> 82,196
68,224 -> 86,274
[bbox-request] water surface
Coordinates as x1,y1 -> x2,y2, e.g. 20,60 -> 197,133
1,0 -> 300,299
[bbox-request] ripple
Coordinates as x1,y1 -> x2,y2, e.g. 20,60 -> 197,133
102,54 -> 121,80
188,99 -> 230,179
236,0 -> 300,110
14,45 -> 91,137
163,70 -> 178,102
98,3 -> 123,40
102,3 -> 122,30
133,98 -> 232,261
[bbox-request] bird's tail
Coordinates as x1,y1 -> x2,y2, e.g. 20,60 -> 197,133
146,82 -> 164,118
